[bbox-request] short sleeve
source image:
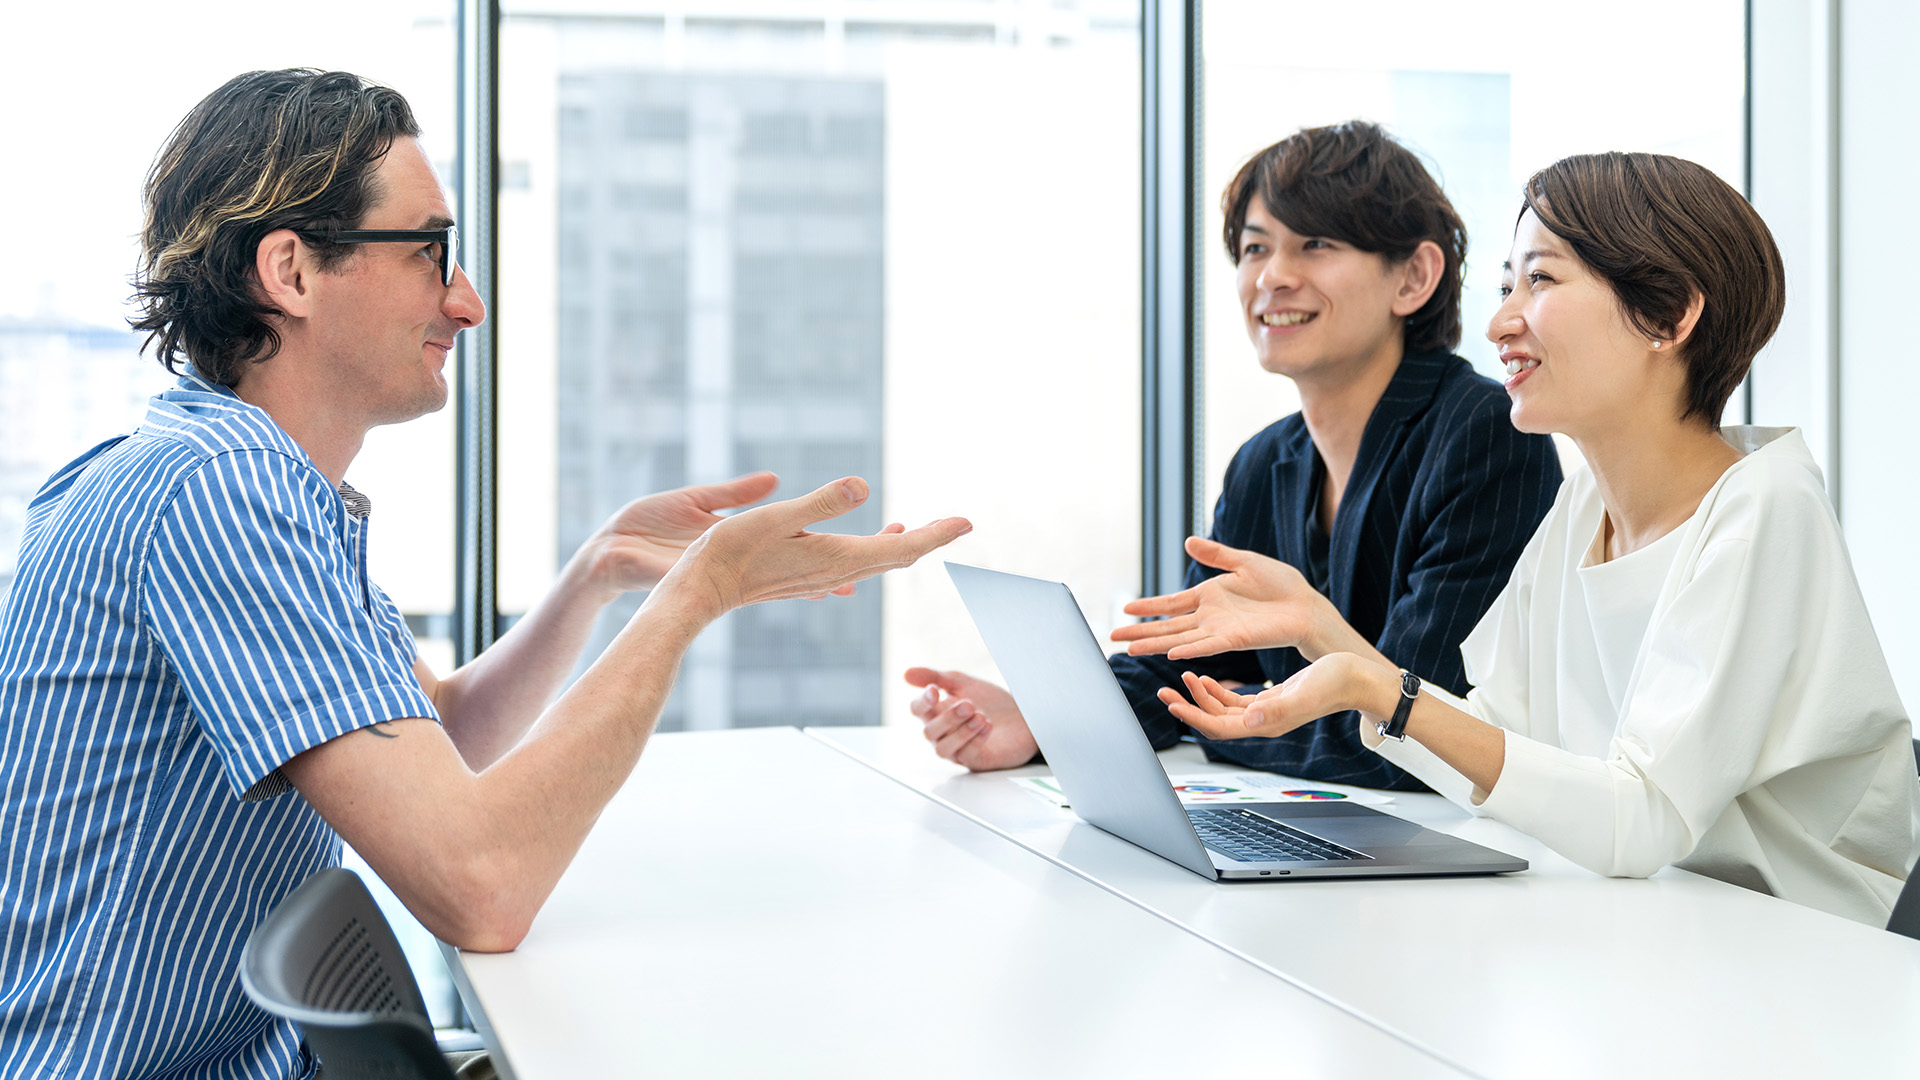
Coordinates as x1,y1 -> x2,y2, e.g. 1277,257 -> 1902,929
142,450 -> 439,800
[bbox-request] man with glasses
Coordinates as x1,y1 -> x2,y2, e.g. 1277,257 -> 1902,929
0,68 -> 969,1080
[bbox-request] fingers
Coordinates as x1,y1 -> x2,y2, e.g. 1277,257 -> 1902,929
1157,689 -> 1236,738
921,695 -> 979,744
1120,631 -> 1208,659
1164,635 -> 1232,661
826,517 -> 975,580
1109,612 -> 1197,643
1183,536 -> 1246,571
917,692 -> 991,762
690,471 -> 780,511
1122,587 -> 1199,618
903,667 -> 964,693
933,715 -> 990,761
1192,673 -> 1247,710
735,516 -> 972,605
796,477 -> 870,529
1178,671 -> 1234,716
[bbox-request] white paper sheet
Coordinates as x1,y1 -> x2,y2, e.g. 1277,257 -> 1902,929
1011,771 -> 1393,810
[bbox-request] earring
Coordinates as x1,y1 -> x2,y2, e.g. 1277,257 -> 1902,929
1650,340 -> 1664,349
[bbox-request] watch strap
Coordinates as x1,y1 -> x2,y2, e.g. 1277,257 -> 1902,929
1378,669 -> 1420,741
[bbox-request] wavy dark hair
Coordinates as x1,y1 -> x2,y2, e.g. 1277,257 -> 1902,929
1221,121 -> 1468,354
1522,152 -> 1785,427
130,69 -> 420,386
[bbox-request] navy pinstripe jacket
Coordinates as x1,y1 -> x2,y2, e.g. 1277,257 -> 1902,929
1112,349 -> 1563,791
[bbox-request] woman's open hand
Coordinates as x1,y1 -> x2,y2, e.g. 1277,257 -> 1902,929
1111,537 -> 1332,660
1157,653 -> 1381,741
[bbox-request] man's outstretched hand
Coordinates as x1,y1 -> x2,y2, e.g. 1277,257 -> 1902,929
669,476 -> 971,617
579,472 -> 785,599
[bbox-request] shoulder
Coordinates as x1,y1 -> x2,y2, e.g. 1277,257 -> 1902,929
164,446 -> 340,532
1399,358 -> 1559,488
1697,428 -> 1838,545
1222,412 -> 1308,476
1420,358 -> 1540,449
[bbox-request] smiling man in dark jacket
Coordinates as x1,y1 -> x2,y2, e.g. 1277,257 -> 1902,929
907,121 -> 1561,791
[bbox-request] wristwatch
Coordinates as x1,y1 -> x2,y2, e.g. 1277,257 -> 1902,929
1376,670 -> 1420,741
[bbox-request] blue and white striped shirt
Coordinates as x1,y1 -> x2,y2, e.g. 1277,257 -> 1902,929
0,372 -> 437,1079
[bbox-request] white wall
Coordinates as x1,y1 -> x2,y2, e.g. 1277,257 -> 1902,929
1752,0 -> 1920,716
1837,0 -> 1920,717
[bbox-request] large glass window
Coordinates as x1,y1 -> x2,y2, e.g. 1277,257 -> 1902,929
497,1 -> 1145,724
1197,0 -> 1747,519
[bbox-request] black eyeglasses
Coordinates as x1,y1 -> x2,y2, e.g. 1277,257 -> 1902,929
327,226 -> 461,286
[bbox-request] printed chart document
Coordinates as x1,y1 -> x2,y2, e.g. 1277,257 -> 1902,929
1012,771 -> 1393,810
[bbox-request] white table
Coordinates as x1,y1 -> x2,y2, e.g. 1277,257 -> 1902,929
813,725 -> 1920,1079
446,728 -> 1465,1078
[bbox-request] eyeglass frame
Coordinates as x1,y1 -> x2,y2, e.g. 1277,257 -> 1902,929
325,226 -> 461,286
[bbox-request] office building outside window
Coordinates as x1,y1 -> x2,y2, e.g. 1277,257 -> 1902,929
496,1 -> 1146,728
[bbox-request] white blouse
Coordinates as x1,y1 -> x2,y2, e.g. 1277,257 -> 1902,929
1367,427 -> 1920,925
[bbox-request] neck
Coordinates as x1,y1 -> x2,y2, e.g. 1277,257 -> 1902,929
1296,337 -> 1407,489
230,360 -> 368,489
1575,415 -> 1742,560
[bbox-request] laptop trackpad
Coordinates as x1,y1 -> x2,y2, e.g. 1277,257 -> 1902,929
1246,805 -> 1433,849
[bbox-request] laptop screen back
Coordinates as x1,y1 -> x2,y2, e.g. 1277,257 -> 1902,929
945,562 -> 1216,877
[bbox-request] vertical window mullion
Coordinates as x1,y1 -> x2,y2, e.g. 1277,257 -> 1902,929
455,0 -> 502,666
1141,0 -> 1203,599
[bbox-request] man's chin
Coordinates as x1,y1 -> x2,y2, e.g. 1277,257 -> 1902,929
371,385 -> 450,427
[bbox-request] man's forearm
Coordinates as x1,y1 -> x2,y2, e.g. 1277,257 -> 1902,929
433,549 -> 618,769
301,581 -> 721,952
457,584 -> 718,934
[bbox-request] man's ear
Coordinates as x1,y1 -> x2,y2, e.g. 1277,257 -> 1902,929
1390,239 -> 1446,319
254,229 -> 314,319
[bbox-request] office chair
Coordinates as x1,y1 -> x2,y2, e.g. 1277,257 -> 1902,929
240,867 -> 459,1080
1892,868 -> 1920,941
1891,740 -> 1920,941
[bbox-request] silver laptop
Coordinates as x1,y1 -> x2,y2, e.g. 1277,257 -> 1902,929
946,562 -> 1527,881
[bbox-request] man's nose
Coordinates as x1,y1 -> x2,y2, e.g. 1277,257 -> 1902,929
1255,253 -> 1298,293
445,265 -> 486,328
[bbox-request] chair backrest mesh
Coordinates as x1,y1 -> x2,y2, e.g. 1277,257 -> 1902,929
242,869 -> 457,1080
304,917 -> 408,1014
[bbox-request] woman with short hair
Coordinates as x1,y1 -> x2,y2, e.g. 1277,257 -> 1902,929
1152,151 -> 1919,925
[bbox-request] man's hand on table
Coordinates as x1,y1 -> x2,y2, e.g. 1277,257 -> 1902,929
903,667 -> 1040,771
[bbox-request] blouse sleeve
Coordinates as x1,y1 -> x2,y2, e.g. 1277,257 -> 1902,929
1362,484 -> 1554,811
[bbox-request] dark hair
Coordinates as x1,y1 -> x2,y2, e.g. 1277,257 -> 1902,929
1220,121 -> 1468,354
1522,153 -> 1785,427
130,69 -> 421,386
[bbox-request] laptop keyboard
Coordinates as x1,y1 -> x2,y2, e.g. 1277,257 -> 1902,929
1190,808 -> 1371,863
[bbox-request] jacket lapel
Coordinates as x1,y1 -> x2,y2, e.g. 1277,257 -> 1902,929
1327,350 -> 1454,612
1268,423 -> 1318,575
